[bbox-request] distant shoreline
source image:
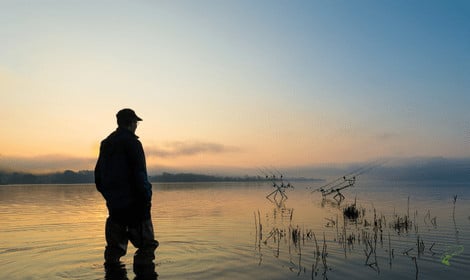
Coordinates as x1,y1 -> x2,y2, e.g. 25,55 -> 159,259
2,157 -> 470,185
0,170 -> 322,185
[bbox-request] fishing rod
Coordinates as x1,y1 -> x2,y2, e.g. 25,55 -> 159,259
270,166 -> 294,189
311,159 -> 386,193
313,163 -> 371,191
257,167 -> 278,181
349,159 -> 386,177
258,167 -> 293,200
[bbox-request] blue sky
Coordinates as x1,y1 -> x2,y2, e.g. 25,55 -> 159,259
0,0 -> 469,173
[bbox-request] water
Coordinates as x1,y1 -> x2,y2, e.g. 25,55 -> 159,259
0,180 -> 469,279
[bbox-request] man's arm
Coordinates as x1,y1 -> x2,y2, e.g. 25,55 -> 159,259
94,146 -> 103,193
129,139 -> 152,202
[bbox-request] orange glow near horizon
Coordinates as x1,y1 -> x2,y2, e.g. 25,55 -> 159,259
1,2 -> 468,174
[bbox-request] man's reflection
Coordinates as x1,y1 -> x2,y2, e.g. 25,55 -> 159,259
105,261 -> 158,280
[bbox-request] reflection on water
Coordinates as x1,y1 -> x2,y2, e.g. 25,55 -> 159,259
104,262 -> 158,280
255,180 -> 470,280
0,181 -> 469,279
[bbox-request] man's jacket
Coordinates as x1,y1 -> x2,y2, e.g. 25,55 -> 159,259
95,127 -> 152,223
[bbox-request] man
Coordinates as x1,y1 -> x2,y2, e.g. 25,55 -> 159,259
95,108 -> 158,266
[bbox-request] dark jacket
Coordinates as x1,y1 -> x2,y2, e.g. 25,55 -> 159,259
95,127 -> 152,224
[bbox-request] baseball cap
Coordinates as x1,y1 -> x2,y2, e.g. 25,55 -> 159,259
116,108 -> 143,123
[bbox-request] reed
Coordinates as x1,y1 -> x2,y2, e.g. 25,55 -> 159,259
417,235 -> 425,257
392,214 -> 411,233
429,242 -> 436,256
364,237 -> 379,272
388,232 -> 392,268
452,195 -> 457,220
407,196 -> 410,218
412,256 -> 418,280
254,211 -> 258,245
403,247 -> 414,256
424,209 -> 437,227
312,232 -> 320,257
258,210 -> 263,241
292,226 -> 300,246
253,186 -> 450,279
321,232 -> 329,278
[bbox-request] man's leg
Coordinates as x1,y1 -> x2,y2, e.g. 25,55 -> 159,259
104,217 -> 129,264
129,219 -> 159,264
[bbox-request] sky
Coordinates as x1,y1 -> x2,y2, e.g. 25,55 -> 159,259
0,0 -> 469,175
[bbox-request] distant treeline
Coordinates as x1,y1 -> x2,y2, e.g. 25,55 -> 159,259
1,157 -> 468,185
0,170 -> 287,185
0,170 -> 95,185
149,172 -> 268,183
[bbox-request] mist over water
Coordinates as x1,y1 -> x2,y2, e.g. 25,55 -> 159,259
0,180 -> 469,279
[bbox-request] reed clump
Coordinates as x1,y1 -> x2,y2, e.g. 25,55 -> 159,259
292,226 -> 300,246
343,204 -> 359,220
392,214 -> 412,233
252,192 -> 458,279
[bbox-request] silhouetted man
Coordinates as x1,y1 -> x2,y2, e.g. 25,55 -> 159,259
95,108 -> 158,269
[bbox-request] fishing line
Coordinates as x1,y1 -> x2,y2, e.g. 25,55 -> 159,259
311,159 -> 386,193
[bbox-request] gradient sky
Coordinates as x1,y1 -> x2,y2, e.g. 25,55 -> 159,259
1,0 -> 469,174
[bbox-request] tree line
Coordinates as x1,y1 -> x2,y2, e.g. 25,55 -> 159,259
0,170 -> 95,185
0,170 -> 269,185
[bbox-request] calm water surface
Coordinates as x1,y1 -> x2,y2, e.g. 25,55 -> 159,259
0,180 -> 469,279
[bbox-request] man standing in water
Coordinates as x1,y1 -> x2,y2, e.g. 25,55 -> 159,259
95,108 -> 158,268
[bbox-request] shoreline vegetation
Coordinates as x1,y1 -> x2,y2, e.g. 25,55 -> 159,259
0,170 -> 321,185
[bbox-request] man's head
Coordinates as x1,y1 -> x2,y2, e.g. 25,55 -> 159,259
116,108 -> 142,131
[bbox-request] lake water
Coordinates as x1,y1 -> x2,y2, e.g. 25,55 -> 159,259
0,179 -> 469,279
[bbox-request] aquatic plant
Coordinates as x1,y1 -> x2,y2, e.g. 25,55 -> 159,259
429,242 -> 436,256
343,199 -> 359,220
392,214 -> 412,234
311,233 -> 331,279
291,226 -> 300,246
252,187 -> 463,280
452,194 -> 458,220
254,210 -> 263,248
388,232 -> 393,268
412,256 -> 418,280
441,245 -> 464,266
424,210 -> 437,227
416,235 -> 425,257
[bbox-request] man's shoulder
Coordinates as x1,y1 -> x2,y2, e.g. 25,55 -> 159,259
116,129 -> 142,146
112,128 -> 137,138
